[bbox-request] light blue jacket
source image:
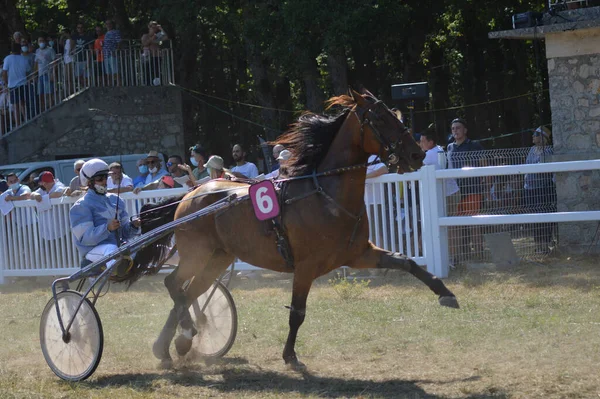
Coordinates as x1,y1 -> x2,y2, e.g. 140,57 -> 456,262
70,190 -> 139,256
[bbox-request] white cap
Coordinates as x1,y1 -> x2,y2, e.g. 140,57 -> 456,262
204,155 -> 224,170
80,158 -> 109,186
277,149 -> 292,161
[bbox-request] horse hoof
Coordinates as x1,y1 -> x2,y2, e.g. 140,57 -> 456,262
285,357 -> 307,372
152,340 -> 170,360
159,358 -> 173,370
439,296 -> 460,309
175,334 -> 193,356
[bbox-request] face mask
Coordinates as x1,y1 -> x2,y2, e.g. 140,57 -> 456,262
39,43 -> 46,49
138,165 -> 148,174
49,41 -> 54,47
149,167 -> 158,174
190,157 -> 199,167
94,184 -> 107,195
21,46 -> 28,53
9,183 -> 20,191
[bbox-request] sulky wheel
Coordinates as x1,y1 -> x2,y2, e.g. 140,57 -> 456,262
40,290 -> 104,381
189,281 -> 237,358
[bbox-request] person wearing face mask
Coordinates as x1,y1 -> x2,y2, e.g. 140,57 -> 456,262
133,150 -> 168,194
4,173 -> 31,201
2,42 -> 32,127
133,158 -> 149,189
70,159 -> 141,273
189,144 -> 209,180
35,36 -> 57,111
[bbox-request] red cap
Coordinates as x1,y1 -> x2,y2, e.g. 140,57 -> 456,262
161,175 -> 174,188
39,171 -> 55,183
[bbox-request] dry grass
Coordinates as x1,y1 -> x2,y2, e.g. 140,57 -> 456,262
1,255 -> 600,398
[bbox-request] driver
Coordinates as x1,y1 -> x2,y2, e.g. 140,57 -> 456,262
69,158 -> 141,271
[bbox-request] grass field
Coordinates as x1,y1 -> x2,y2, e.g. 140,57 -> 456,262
1,256 -> 600,398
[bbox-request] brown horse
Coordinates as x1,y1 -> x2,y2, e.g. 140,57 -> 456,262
130,89 -> 459,370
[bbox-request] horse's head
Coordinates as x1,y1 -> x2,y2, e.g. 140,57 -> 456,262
350,89 -> 425,173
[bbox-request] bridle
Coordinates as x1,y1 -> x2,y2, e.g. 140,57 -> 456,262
354,100 -> 410,168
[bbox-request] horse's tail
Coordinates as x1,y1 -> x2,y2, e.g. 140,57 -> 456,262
120,194 -> 184,286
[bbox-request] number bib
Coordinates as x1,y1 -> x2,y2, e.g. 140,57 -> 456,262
249,180 -> 280,221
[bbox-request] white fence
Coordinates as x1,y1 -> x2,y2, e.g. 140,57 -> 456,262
2,159 -> 600,282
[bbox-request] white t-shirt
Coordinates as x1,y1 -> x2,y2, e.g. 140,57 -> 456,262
231,162 -> 259,178
35,47 -> 57,74
423,145 -> 459,196
34,181 -> 67,240
2,54 -> 32,88
365,155 -> 388,205
107,174 -> 133,190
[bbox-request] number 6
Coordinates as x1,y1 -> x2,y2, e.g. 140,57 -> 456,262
255,187 -> 273,214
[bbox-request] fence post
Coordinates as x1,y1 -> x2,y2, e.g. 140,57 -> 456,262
0,215 -> 5,285
424,165 -> 449,278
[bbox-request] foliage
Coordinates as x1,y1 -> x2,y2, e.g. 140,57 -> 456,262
2,0 -> 552,157
328,274 -> 371,301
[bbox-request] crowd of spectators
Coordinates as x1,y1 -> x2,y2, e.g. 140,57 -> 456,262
1,19 -> 168,136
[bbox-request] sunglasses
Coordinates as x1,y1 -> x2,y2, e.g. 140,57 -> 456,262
147,160 -> 159,165
166,162 -> 179,167
75,168 -> 81,173
93,175 -> 108,182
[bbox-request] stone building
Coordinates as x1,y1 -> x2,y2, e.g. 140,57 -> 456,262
490,5 -> 600,252
0,86 -> 185,164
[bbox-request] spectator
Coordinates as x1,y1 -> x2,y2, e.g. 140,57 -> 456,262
47,34 -> 58,54
69,159 -> 85,195
62,28 -> 75,95
2,42 -> 32,128
70,159 -> 140,273
19,38 -> 37,119
4,173 -> 31,201
35,36 -> 57,111
524,126 -> 556,254
189,144 -> 209,179
103,20 -> 121,85
265,149 -> 291,179
365,155 -> 389,247
419,128 -> 461,265
205,155 -> 232,179
166,155 -> 195,187
20,38 -> 35,70
13,32 -> 23,45
107,161 -> 134,193
133,158 -> 149,188
447,118 -> 485,262
133,150 -> 168,193
72,22 -> 94,88
93,25 -> 104,85
141,21 -> 168,86
230,144 -> 259,178
0,72 -> 8,135
0,173 -> 7,193
30,171 -> 70,201
271,144 -> 285,172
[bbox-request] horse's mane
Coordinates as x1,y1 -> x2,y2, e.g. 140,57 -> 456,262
273,95 -> 356,177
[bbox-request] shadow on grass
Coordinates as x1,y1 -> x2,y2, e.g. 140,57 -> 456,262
89,365 -> 503,399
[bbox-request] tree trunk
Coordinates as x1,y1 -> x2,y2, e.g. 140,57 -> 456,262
327,46 -> 348,96
299,54 -> 324,112
0,0 -> 26,36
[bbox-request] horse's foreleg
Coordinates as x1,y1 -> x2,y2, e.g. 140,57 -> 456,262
347,244 -> 459,308
283,275 -> 313,370
152,308 -> 178,367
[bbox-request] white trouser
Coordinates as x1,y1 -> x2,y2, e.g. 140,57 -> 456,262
85,243 -> 118,269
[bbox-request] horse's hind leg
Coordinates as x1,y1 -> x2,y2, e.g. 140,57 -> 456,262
283,272 -> 313,370
347,244 -> 459,308
173,249 -> 234,357
152,269 -> 183,367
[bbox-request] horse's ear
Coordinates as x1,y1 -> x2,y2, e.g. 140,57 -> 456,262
349,87 -> 365,106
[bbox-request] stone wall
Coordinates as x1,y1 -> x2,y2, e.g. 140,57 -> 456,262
547,53 -> 600,253
0,86 -> 185,164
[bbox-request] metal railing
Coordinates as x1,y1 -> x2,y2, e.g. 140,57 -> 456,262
0,40 -> 174,137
